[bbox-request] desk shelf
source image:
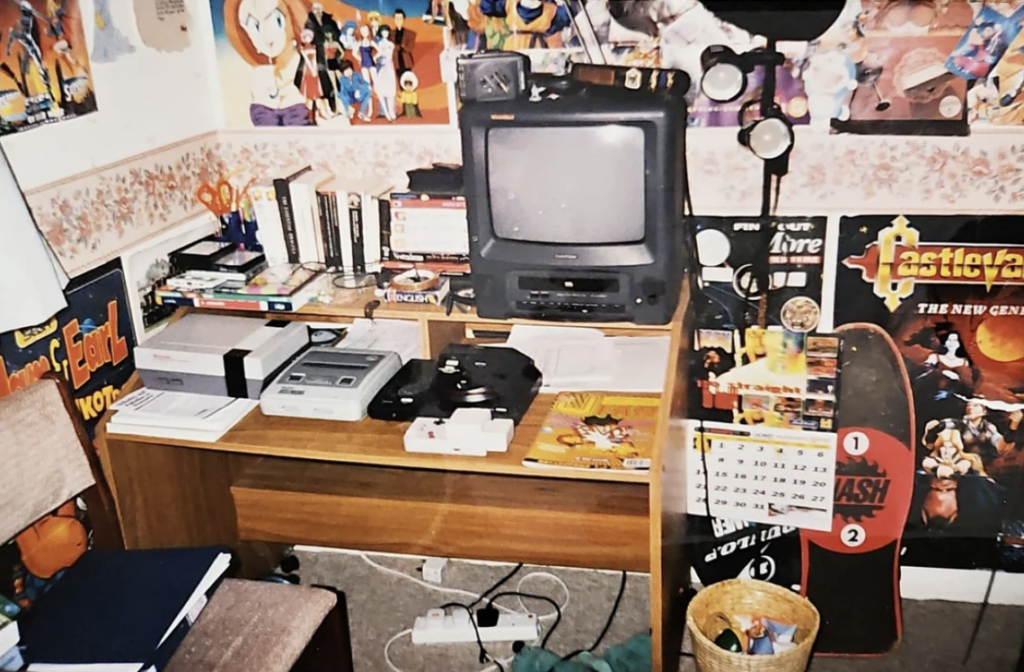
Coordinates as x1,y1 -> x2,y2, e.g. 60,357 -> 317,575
111,394 -> 654,484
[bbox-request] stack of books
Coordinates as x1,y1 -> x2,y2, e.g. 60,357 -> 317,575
0,595 -> 21,671
106,388 -> 258,443
18,547 -> 232,671
154,264 -> 324,313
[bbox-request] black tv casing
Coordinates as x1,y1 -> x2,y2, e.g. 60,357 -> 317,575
459,94 -> 685,325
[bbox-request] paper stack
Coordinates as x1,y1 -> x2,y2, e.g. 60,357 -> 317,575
503,325 -> 671,393
0,594 -> 20,672
106,388 -> 258,443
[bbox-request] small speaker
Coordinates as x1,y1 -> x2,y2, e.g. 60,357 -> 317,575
457,51 -> 530,103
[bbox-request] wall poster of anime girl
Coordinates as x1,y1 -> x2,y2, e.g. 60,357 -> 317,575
210,0 -> 450,127
0,0 -> 98,135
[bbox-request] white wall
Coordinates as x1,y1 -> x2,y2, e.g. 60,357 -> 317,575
1,0 -> 220,190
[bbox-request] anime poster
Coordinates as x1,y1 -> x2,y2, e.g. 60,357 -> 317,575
789,0 -> 974,135
835,215 -> 1024,572
210,0 -> 450,127
0,0 -> 97,135
443,0 -> 756,82
685,216 -> 827,591
0,260 -> 136,611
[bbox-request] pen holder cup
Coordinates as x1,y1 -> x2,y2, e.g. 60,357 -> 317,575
687,579 -> 819,672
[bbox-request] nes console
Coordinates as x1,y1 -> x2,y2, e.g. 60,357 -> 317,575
259,348 -> 402,422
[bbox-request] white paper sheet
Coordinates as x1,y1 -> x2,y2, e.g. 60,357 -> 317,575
503,325 -> 670,393
336,318 -> 424,363
111,388 -> 235,420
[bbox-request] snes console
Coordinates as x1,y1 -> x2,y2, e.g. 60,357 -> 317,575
260,347 -> 402,422
404,408 -> 514,457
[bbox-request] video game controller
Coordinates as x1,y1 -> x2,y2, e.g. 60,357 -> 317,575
404,408 -> 514,457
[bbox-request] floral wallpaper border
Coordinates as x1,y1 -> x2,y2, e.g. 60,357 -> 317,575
25,133 -> 226,278
27,126 -> 1024,278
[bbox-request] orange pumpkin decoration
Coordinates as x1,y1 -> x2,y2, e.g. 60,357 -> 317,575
15,501 -> 88,579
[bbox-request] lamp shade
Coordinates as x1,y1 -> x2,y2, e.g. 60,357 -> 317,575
701,0 -> 847,42
0,147 -> 68,334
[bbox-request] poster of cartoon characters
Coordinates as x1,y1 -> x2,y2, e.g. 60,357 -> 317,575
0,261 -> 135,609
210,0 -> 451,126
685,216 -> 828,591
836,215 -> 1024,572
0,0 -> 97,134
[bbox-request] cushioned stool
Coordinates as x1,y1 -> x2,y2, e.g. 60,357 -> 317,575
166,579 -> 346,672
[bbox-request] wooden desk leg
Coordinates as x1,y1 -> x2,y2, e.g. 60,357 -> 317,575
104,439 -> 282,577
292,588 -> 355,672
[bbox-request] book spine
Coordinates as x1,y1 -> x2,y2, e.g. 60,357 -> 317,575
316,191 -> 334,268
273,178 -> 301,264
326,192 -> 343,269
348,192 -> 365,275
193,297 -> 275,311
379,197 -> 392,263
156,294 -> 194,308
364,193 -> 382,273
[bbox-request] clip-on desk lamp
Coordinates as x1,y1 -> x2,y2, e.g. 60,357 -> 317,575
697,0 -> 845,324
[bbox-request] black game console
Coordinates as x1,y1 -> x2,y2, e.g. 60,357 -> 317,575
368,344 -> 542,424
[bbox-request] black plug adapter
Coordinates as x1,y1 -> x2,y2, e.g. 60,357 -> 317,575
476,606 -> 500,628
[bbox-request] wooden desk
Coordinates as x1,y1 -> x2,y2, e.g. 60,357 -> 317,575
96,295 -> 691,671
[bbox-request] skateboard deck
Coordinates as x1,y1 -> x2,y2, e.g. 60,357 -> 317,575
800,323 -> 915,655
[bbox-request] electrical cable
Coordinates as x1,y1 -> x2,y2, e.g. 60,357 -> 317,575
383,628 -> 413,672
962,567 -> 998,665
358,553 -> 518,614
366,557 -> 572,672
540,571 -> 628,672
587,570 -> 627,652
487,590 -> 563,649
468,563 -> 523,610
442,602 -> 503,671
516,572 -> 570,621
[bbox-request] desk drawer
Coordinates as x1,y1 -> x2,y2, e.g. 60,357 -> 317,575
231,457 -> 650,572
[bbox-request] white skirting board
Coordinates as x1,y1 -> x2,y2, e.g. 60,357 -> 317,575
295,546 -> 1024,606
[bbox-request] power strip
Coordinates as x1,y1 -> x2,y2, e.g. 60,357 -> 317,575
411,608 -> 539,645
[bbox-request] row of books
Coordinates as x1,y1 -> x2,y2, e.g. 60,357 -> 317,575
250,167 -> 392,274
154,264 -> 326,313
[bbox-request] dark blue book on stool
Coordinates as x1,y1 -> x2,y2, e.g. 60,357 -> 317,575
19,546 -> 232,672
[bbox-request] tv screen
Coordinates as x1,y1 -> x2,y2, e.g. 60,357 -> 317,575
486,125 -> 645,245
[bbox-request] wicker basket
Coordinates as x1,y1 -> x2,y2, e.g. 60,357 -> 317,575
686,579 -> 820,672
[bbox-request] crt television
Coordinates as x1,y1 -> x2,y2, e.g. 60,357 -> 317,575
459,92 -> 686,325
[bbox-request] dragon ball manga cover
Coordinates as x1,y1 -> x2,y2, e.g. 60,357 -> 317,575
522,392 -> 658,472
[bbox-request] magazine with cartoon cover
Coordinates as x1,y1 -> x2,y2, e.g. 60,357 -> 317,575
836,214 -> 1024,572
523,392 -> 658,473
685,216 -> 828,590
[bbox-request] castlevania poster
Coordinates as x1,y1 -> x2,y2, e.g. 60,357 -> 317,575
0,261 -> 135,612
0,0 -> 97,135
836,214 -> 1024,571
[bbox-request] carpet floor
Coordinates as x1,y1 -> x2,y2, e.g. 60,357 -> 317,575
292,550 -> 1024,672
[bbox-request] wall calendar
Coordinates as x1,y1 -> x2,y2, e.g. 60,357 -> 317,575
688,421 -> 838,532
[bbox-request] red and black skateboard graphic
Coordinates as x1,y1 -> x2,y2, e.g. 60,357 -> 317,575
800,323 -> 915,655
